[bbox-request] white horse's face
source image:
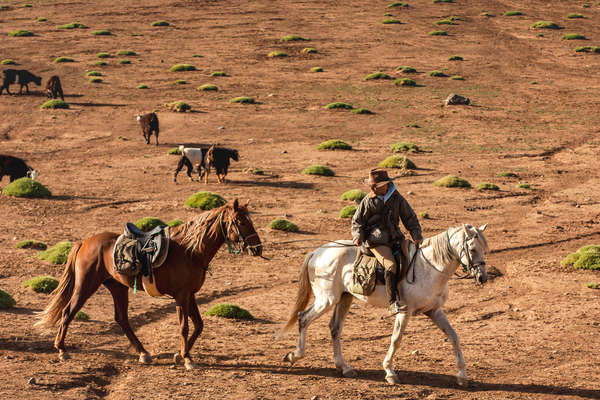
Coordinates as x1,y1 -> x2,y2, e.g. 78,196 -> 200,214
460,224 -> 489,284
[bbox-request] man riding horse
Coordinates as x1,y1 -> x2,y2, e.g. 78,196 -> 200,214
351,168 -> 423,315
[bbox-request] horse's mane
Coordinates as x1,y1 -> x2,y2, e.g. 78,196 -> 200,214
422,224 -> 489,266
171,205 -> 229,254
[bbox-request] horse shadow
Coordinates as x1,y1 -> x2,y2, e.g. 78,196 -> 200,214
69,102 -> 127,107
224,179 -> 315,190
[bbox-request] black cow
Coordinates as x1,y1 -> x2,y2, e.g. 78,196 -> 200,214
0,69 -> 42,95
0,155 -> 37,182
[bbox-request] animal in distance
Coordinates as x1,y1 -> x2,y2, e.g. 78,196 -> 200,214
136,112 -> 159,145
45,75 -> 64,101
0,154 -> 38,182
0,69 -> 42,95
173,145 -> 239,183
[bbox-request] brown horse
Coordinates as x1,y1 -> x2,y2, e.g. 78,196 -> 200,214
36,199 -> 262,370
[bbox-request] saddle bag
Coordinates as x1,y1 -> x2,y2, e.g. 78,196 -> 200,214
113,237 -> 142,276
349,252 -> 379,296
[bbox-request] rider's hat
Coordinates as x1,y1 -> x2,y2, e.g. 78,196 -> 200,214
368,168 -> 392,188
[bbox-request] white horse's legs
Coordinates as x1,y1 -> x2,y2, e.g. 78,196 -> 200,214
426,308 -> 468,386
284,298 -> 336,364
382,312 -> 410,384
329,293 -> 356,377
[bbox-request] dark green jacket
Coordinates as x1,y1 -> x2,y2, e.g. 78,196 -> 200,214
351,189 -> 422,247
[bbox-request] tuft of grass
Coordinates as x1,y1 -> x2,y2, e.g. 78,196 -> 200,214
387,2 -> 408,7
582,3 -> 591,8
131,33 -> 143,37
23,4 -> 32,7
518,182 -> 531,189
503,11 -> 523,16
561,245 -> 600,270
165,101 -> 191,112
136,84 -> 148,89
9,30 -> 34,37
476,182 -> 499,191
74,311 -> 89,321
41,99 -> 69,109
419,211 -> 430,219
37,17 -> 47,22
537,33 -> 545,37
340,205 -> 358,218
86,71 -> 101,76
16,240 -> 47,250
302,165 -> 335,176
498,172 -> 518,178
22,276 -> 59,293
185,191 -> 226,210
116,49 -> 136,56
0,289 -> 16,309
325,102 -> 353,110
93,61 -> 107,66
531,21 -> 561,29
2,177 -> 51,197
433,175 -> 471,188
567,13 -> 584,18
448,55 -> 463,61
57,22 -> 87,29
281,34 -> 309,42
91,29 -> 111,35
396,65 -> 416,73
230,96 -> 256,104
134,217 -> 167,231
210,71 -> 227,77
394,78 -> 417,86
365,71 -> 392,80
450,75 -> 464,80
586,282 -> 598,289
480,12 -> 493,17
429,30 -> 447,36
302,47 -> 317,54
168,147 -> 182,155
175,79 -> 187,85
390,142 -> 419,153
89,77 -> 102,83
269,218 -> 299,232
38,242 -> 73,264
1,59 -> 17,65
170,64 -> 195,72
152,20 -> 170,26
192,54 -> 203,57
310,66 -> 323,72
118,59 -> 131,64
435,19 -> 457,25
562,33 -> 586,40
318,139 -> 352,150
351,108 -> 374,114
341,189 -> 366,202
198,84 -> 218,91
97,52 -> 111,58
167,218 -> 184,227
383,18 -> 401,24
205,303 -> 253,320
378,155 -> 416,169
54,56 -> 74,63
429,70 -> 446,77
268,50 -> 287,58
574,46 -> 600,53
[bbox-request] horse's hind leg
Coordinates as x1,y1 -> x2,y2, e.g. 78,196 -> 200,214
329,292 -> 356,377
103,279 -> 151,364
426,308 -> 468,386
382,311 -> 410,384
186,296 -> 204,351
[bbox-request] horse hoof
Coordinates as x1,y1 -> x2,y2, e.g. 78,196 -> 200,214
385,374 -> 401,385
184,359 -> 196,371
173,353 -> 182,364
58,352 -> 70,361
139,352 -> 152,364
282,352 -> 295,365
457,377 -> 470,387
342,368 -> 357,378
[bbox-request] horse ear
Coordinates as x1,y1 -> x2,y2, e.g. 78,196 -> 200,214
244,198 -> 250,208
232,198 -> 239,211
479,223 -> 488,232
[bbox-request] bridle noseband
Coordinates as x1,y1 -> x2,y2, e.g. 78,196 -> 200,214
446,227 -> 486,281
219,211 -> 259,255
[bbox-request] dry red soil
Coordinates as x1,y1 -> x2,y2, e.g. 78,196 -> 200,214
1,0 -> 599,399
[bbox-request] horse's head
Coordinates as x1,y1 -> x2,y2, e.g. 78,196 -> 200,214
223,199 -> 262,256
455,224 -> 489,285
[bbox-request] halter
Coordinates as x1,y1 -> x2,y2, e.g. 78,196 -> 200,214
446,226 -> 485,279
219,210 -> 258,255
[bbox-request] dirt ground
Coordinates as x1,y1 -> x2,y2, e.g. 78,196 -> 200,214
1,0 -> 599,398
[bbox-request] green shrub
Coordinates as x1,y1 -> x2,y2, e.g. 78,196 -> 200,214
118,59 -> 131,64
318,139 -> 352,150
302,47 -> 317,54
340,205 -> 358,218
134,217 -> 167,231
390,142 -> 419,153
531,21 -> 560,29
448,55 -> 463,61
435,19 -> 456,25
2,177 -> 51,197
9,30 -> 34,37
93,61 -> 107,66
562,245 -> 600,270
518,182 -> 531,189
166,101 -> 191,112
23,4 -> 32,7
0,289 -> 16,309
450,75 -> 464,80
175,79 -> 187,85
38,241 -> 72,264
210,71 -> 227,76
504,11 -> 522,16
429,30 -> 447,36
152,20 -> 170,26
325,102 -> 353,110
230,96 -> 255,104
429,70 -> 446,77
476,182 -> 499,191
41,99 -> 69,109
185,191 -> 226,210
562,33 -> 586,40
586,282 -> 598,289
136,84 -> 148,89
365,72 -> 392,80
1,59 -> 16,65
341,189 -> 366,201
89,77 -> 102,83
74,311 -> 89,321
54,56 -> 74,63
16,240 -> 47,250
480,12 -> 493,17
116,50 -> 135,56
281,34 -> 308,42
91,29 -> 111,35
378,155 -> 416,169
86,71 -> 102,77
268,50 -> 287,57
170,64 -> 195,72
168,147 -> 182,155
302,165 -> 335,176
419,211 -> 430,219
387,2 -> 408,7
406,123 -> 420,128
574,46 -> 600,53
167,218 -> 184,227
433,175 -> 471,188
537,33 -> 545,37
269,218 -> 299,232
310,66 -> 323,72
198,84 -> 218,91
394,78 -> 416,86
498,172 -> 518,178
37,17 -> 47,22
193,54 -> 203,57
383,18 -> 401,24
57,22 -> 87,29
22,276 -> 59,293
582,3 -> 591,8
567,13 -> 584,18
351,108 -> 374,114
396,66 -> 416,73
205,303 -> 253,320
97,52 -> 111,58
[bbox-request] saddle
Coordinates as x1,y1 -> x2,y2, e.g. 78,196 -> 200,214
113,223 -> 170,296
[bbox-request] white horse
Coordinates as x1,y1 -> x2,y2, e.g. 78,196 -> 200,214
282,224 -> 489,385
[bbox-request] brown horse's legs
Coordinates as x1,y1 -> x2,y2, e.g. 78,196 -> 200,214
103,279 -> 151,363
175,294 -> 195,370
187,296 -> 204,351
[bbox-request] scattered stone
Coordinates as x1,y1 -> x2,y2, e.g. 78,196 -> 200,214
218,126 -> 225,130
411,349 -> 420,356
311,396 -> 319,400
268,93 -> 275,97
28,377 -> 36,385
407,191 -> 413,195
281,150 -> 288,154
444,93 -> 470,106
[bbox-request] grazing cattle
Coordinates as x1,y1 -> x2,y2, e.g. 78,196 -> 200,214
136,112 -> 159,145
0,155 -> 38,182
173,145 -> 239,184
0,69 -> 42,95
45,75 -> 64,101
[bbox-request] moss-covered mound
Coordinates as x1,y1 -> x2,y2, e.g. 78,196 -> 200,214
531,21 -> 561,29
74,311 -> 89,321
518,182 -> 531,189
269,218 -> 299,232
210,71 -> 227,77
396,66 -> 416,73
419,211 -> 430,219
433,175 -> 471,188
167,218 -> 184,227
2,178 -> 51,197
116,49 -> 136,56
378,155 -> 416,169
574,46 -> 600,53
450,75 -> 464,80
1,59 -> 17,65
476,182 -> 499,191
341,189 -> 366,202
281,34 -> 308,42
118,59 -> 131,64
390,142 -> 420,153
168,147 -> 182,155
394,78 -> 417,86
16,240 -> 47,250
37,17 -> 47,22
170,64 -> 195,72
54,56 -> 74,63
97,52 -> 111,58
504,11 -> 522,16
561,245 -> 600,270
86,71 -> 102,77
268,50 -> 287,58
339,205 -> 358,219
317,139 -> 351,150
302,165 -> 335,176
383,18 -> 401,24
9,30 -> 34,37
198,84 -> 218,91
351,108 -> 373,114
165,101 -> 191,112
21,276 -> 59,293
365,72 -> 392,80
301,47 -> 317,54
429,30 -> 447,36
134,217 -> 167,231
230,96 -> 256,104
136,84 -> 148,89
387,2 -> 408,7
325,102 -> 353,110
498,172 -> 518,178
448,55 -> 463,61
38,241 -> 73,264
57,22 -> 87,29
41,99 -> 69,109
310,66 -> 323,72
567,13 -> 584,19
436,19 -> 457,25
175,79 -> 187,85
93,61 -> 107,66
562,33 -> 586,40
205,303 -> 253,320
152,20 -> 170,26
0,289 -> 16,309
429,70 -> 446,77
89,77 -> 102,83
185,191 -> 226,210
91,29 -> 111,35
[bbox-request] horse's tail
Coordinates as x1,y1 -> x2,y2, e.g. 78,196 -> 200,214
35,241 -> 81,329
281,252 -> 314,334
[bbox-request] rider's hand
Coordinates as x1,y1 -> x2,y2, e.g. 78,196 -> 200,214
353,238 -> 362,246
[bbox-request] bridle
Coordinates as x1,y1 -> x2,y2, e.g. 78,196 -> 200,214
219,210 -> 259,255
446,226 -> 486,282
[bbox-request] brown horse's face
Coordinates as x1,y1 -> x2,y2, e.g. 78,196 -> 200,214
227,200 -> 262,256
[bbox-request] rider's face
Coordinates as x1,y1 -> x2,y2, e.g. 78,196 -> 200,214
372,183 -> 389,196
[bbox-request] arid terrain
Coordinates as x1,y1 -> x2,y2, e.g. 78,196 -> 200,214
1,0 -> 599,398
